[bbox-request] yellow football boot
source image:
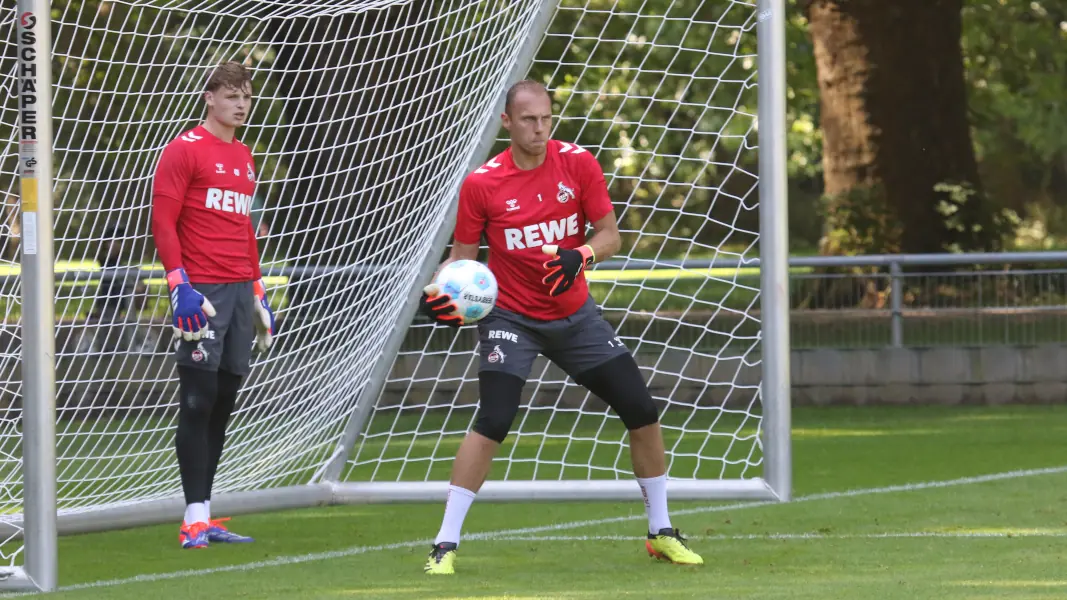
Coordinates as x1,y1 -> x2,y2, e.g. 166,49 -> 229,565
424,542 -> 457,575
646,528 -> 704,565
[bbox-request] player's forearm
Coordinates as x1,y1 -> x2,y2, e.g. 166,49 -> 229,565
151,197 -> 184,272
435,241 -> 480,274
583,228 -> 621,263
449,241 -> 480,262
248,222 -> 263,280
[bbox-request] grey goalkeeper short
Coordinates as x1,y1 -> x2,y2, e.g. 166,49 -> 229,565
476,295 -> 630,380
172,281 -> 256,376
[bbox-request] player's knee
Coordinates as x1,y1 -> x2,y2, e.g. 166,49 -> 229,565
612,382 -> 659,431
619,390 -> 659,430
575,354 -> 659,431
472,370 -> 524,444
215,370 -> 243,406
211,369 -> 243,425
178,365 -> 218,420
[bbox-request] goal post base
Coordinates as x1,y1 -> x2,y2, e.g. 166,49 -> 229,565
0,484 -> 334,540
331,478 -> 782,503
0,567 -> 40,592
0,478 -> 781,542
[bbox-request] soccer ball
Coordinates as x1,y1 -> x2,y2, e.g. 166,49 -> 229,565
433,259 -> 498,324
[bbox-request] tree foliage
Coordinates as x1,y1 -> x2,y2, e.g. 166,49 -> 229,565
4,0 -> 1067,262
524,0 -> 761,260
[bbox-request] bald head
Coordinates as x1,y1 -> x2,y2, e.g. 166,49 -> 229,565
501,79 -> 553,164
504,80 -> 551,116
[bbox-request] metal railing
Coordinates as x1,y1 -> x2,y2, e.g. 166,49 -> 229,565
785,252 -> 1067,348
26,250 -> 1067,350
592,251 -> 1067,349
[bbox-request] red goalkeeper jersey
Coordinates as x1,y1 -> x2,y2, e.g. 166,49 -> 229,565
454,139 -> 615,321
151,125 -> 262,283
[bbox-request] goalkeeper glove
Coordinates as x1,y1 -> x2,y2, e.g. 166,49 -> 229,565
166,268 -> 216,341
252,278 -> 275,352
420,284 -> 464,328
541,244 -> 595,297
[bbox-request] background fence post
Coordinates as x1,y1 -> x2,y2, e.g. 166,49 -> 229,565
890,261 -> 903,347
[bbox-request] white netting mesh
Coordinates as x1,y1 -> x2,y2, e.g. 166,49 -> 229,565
347,1 -> 764,485
0,0 -> 550,567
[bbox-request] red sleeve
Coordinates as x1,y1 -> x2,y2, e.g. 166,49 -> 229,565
453,176 -> 485,245
245,147 -> 263,280
150,143 -> 190,272
248,220 -> 262,280
578,150 -> 614,223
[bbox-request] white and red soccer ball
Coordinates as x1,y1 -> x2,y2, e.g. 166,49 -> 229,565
433,259 -> 498,324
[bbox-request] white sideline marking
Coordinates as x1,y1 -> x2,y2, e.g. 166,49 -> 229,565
46,465 -> 1067,593
455,465 -> 1067,537
499,531 -> 1067,542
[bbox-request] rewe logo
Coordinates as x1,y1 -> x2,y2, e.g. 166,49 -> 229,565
504,214 -> 579,250
487,330 -> 518,343
205,188 -> 252,215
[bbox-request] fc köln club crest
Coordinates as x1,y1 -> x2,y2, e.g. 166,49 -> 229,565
487,345 -> 506,364
556,181 -> 575,203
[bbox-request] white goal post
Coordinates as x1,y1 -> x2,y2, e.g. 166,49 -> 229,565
1,0 -> 789,592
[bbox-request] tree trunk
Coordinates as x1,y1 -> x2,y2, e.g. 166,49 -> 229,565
807,0 -> 1004,255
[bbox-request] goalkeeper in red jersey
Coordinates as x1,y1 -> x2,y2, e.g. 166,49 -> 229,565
419,81 -> 703,574
151,61 -> 275,549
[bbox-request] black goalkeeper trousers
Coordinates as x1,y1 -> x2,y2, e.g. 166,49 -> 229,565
175,366 -> 243,506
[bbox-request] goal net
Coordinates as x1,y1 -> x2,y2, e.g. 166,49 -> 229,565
0,0 -> 788,588
342,0 -> 783,501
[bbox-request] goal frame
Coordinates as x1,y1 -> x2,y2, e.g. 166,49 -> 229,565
9,0 -> 790,592
328,0 -> 792,504
9,0 -> 58,592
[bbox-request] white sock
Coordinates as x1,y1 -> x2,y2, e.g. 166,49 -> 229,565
434,485 -> 476,546
205,499 -> 211,521
636,475 -> 672,534
184,502 -> 209,525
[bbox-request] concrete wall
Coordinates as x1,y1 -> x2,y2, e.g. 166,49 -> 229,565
791,345 -> 1067,405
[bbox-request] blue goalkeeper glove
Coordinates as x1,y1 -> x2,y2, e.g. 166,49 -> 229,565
541,244 -> 595,297
166,268 -> 216,341
252,278 -> 275,352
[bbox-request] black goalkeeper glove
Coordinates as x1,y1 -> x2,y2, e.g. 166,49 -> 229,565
419,284 -> 464,328
541,244 -> 595,297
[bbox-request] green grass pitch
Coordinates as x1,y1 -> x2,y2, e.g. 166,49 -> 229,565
18,404 -> 1067,599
